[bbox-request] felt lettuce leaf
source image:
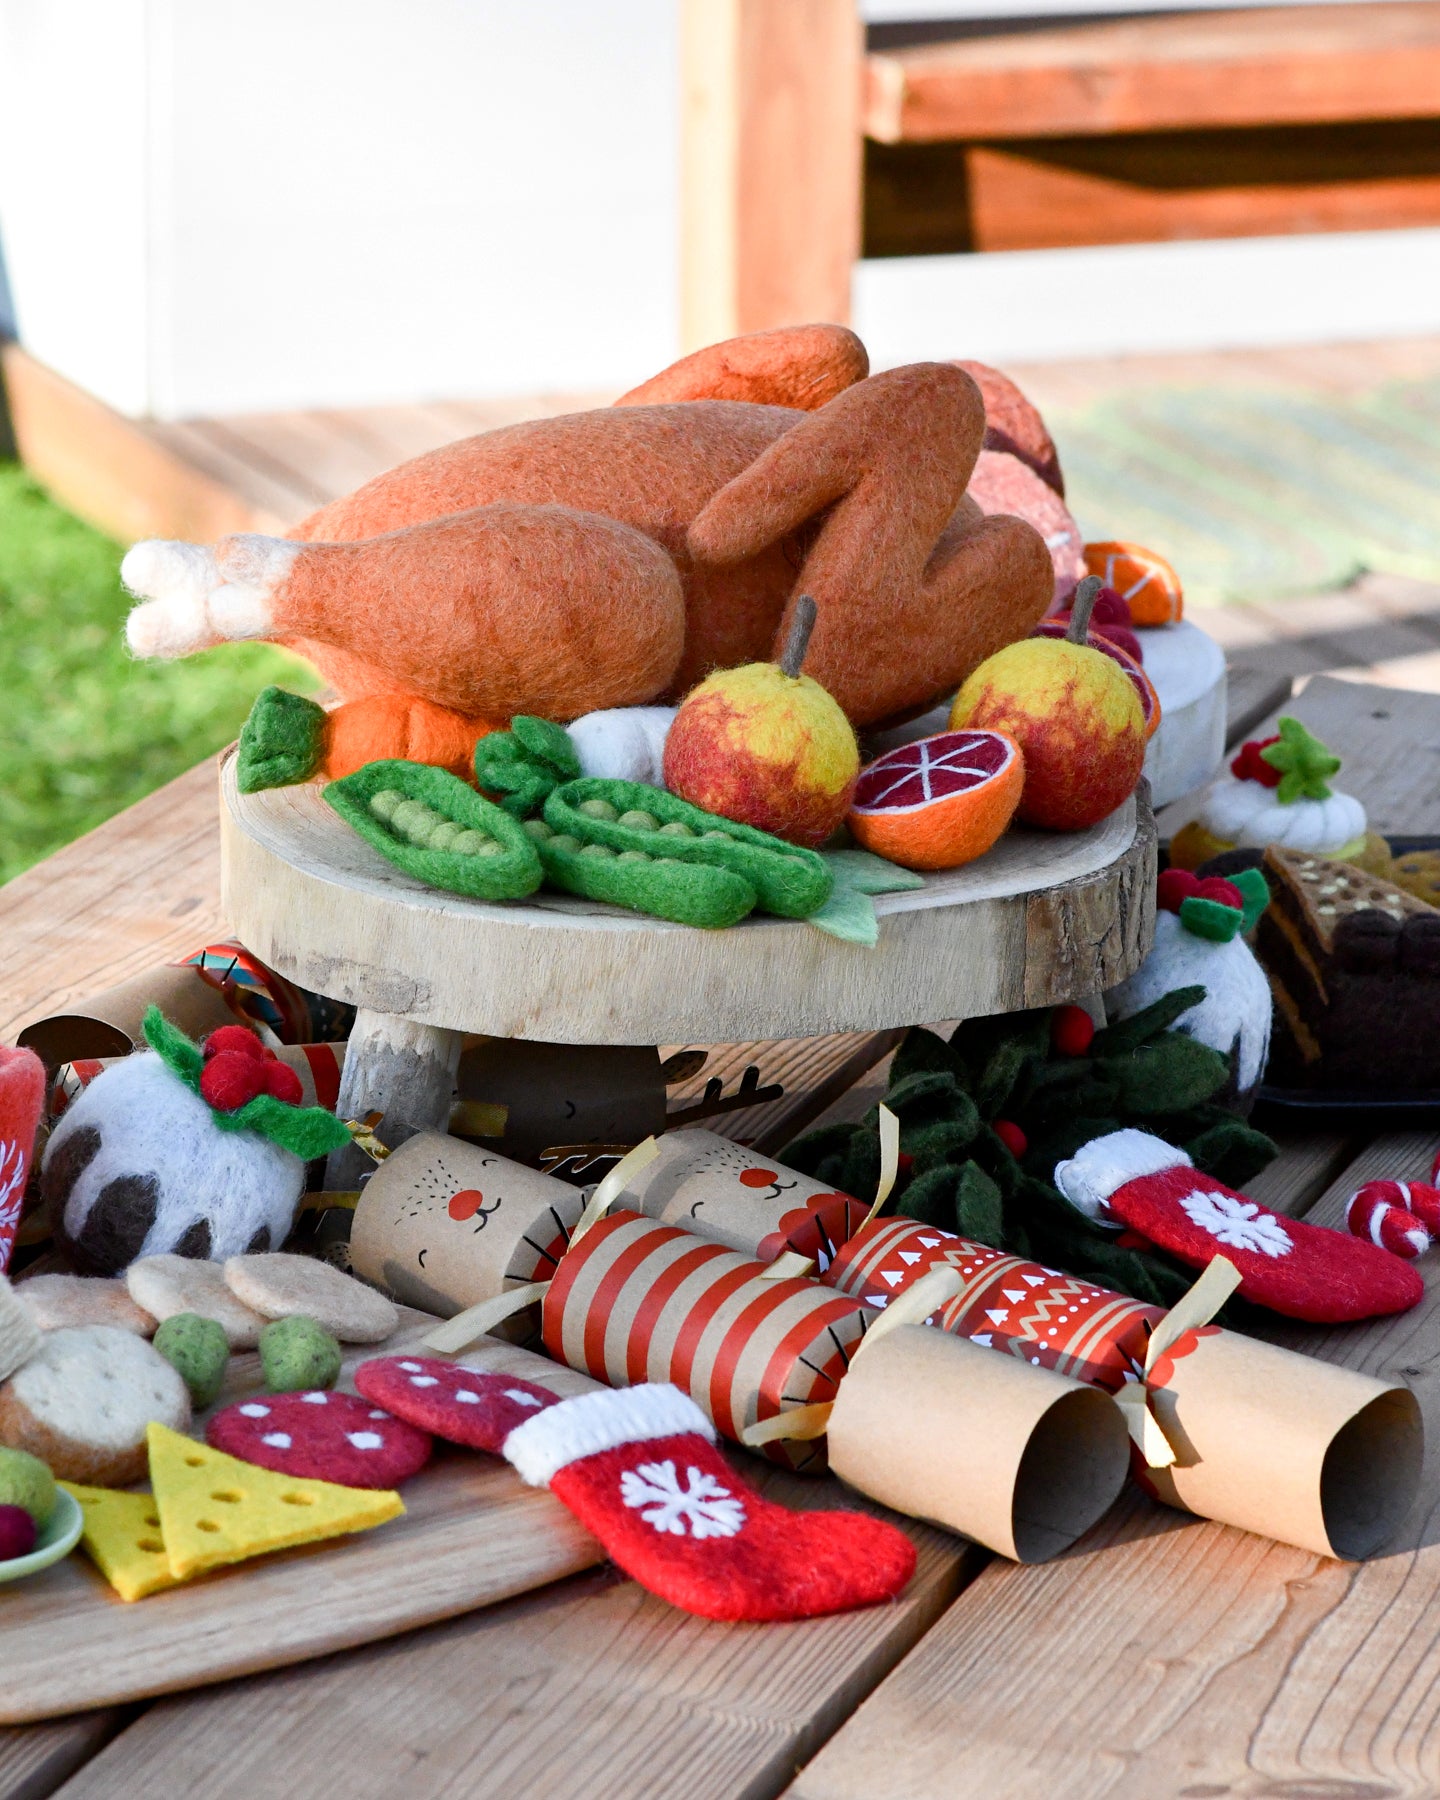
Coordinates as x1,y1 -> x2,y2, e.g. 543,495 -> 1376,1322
808,849 -> 925,946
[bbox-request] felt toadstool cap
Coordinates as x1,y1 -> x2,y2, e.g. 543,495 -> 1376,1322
143,1007 -> 351,1160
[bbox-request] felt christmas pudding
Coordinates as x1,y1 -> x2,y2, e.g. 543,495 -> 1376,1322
1106,866 -> 1273,1106
41,1009 -> 350,1276
119,324 -> 1057,781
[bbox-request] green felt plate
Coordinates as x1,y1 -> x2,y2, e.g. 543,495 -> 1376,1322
0,1487 -> 83,1584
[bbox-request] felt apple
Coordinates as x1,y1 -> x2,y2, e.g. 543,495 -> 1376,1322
949,577 -> 1147,831
662,596 -> 860,847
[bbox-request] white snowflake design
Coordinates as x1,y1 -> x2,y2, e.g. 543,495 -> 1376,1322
0,1140 -> 25,1239
618,1459 -> 747,1539
1179,1189 -> 1292,1258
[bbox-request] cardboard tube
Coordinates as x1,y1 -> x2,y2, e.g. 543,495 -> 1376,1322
611,1128 -> 871,1265
349,1133 -> 583,1341
454,1037 -> 667,1166
1141,1327 -> 1422,1560
540,1208 -> 873,1473
826,1324 -> 1130,1562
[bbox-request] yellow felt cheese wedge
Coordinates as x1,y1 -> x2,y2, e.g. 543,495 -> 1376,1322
61,1480 -> 185,1603
147,1423 -> 404,1580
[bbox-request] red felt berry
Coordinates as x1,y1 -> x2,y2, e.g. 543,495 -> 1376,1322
1194,876 -> 1243,910
1229,736 -> 1283,787
0,1504 -> 37,1561
261,1061 -> 304,1105
199,1051 -> 268,1112
1050,1005 -> 1096,1057
1156,868 -> 1200,914
203,1025 -> 268,1062
994,1119 -> 1028,1158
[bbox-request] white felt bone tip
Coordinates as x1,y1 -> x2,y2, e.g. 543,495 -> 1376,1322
503,1383 -> 713,1489
1054,1128 -> 1190,1221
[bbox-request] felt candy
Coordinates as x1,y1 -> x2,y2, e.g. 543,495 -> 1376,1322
123,331 -> 1054,732
206,1390 -> 431,1489
0,1046 -> 45,1276
1055,1129 -> 1423,1322
353,1356 -> 557,1449
148,1424 -> 403,1578
504,1384 -> 916,1623
1346,1185 -> 1431,1259
1347,1178 -> 1440,1236
325,759 -> 543,901
542,777 -> 832,918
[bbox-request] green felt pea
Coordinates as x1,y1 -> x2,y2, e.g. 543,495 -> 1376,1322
427,819 -> 463,852
389,799 -> 431,838
617,849 -> 651,863
524,818 -> 555,840
474,839 -> 507,856
580,842 -> 617,858
702,830 -> 732,841
368,788 -> 405,822
548,834 -> 582,855
659,821 -> 697,837
618,810 -> 659,832
578,798 -> 620,821
153,1312 -> 230,1409
450,829 -> 489,855
259,1316 -> 342,1394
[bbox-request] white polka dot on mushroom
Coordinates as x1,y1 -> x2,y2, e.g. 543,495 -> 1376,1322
455,1390 -> 479,1404
301,1392 -> 329,1404
410,1375 -> 439,1387
368,1409 -> 388,1419
261,1432 -> 293,1449
398,1361 -> 422,1372
346,1432 -> 384,1451
239,1403 -> 270,1418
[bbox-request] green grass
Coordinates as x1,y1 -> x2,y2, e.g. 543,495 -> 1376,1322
0,465 -> 318,886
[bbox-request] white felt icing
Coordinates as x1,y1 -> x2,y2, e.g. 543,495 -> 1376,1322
1106,911 -> 1273,1090
503,1382 -> 712,1488
567,706 -> 677,786
4,1325 -> 189,1451
1054,1130 -> 1190,1220
1195,772 -> 1365,852
44,1052 -> 304,1267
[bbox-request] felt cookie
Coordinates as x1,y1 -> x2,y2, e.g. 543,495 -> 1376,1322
0,1325 -> 190,1485
353,1356 -> 557,1450
223,1253 -> 399,1344
17,1274 -> 157,1337
62,1482 -> 183,1602
207,1389 -> 431,1489
127,1255 -> 269,1350
0,1274 -> 43,1384
148,1423 -> 403,1579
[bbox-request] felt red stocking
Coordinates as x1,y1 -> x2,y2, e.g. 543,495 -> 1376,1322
503,1384 -> 917,1623
1055,1128 -> 1422,1322
0,1048 -> 46,1274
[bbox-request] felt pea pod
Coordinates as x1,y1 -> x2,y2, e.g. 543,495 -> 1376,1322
324,759 -> 543,900
543,777 -> 833,919
528,818 -> 757,929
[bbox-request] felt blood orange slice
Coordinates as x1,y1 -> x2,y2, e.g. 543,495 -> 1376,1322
847,730 -> 1024,871
1082,541 -> 1183,626
1031,619 -> 1161,742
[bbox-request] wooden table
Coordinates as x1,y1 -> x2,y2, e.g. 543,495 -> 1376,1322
10,669 -> 1440,1800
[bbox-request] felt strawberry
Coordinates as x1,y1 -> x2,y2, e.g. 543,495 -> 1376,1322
1055,1128 -> 1423,1322
502,1383 -> 917,1622
0,1047 -> 45,1274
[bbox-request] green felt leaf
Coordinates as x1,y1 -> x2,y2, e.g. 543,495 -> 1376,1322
953,1160 -> 1005,1247
1183,1118 -> 1279,1188
897,1163 -> 963,1232
1099,1033 -> 1230,1114
221,1093 -> 352,1158
510,715 -> 581,778
1232,865 -> 1271,933
890,1026 -> 968,1087
142,1005 -> 204,1091
806,885 -> 879,946
1093,986 -> 1207,1058
1261,714 -> 1341,803
821,848 -> 926,896
236,687 -> 325,793
1179,896 -> 1242,941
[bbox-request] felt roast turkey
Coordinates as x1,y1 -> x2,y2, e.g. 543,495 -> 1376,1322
42,1010 -> 349,1275
119,325 -> 1063,780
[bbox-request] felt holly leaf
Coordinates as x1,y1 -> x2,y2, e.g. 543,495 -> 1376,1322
779,1121 -> 856,1179
897,1162 -> 963,1232
142,1006 -> 205,1089
1231,865 -> 1270,933
1092,986 -> 1207,1059
1177,895 -> 1244,942
907,1117 -> 984,1176
879,1069 -> 970,1129
223,1092 -> 352,1159
510,716 -> 581,779
953,1159 -> 1005,1248
1183,1117 -> 1279,1189
1260,715 -> 1341,803
1098,1034 -> 1230,1115
237,687 -> 326,793
889,1026 -> 969,1088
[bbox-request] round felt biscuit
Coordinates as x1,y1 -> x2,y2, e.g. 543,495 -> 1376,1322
207,1389 -> 432,1488
222,1253 -> 398,1344
353,1356 -> 557,1451
17,1274 -> 157,1336
126,1255 -> 268,1350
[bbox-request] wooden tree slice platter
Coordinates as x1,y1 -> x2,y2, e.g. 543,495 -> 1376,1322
0,1317 -> 609,1724
219,754 -> 1157,1045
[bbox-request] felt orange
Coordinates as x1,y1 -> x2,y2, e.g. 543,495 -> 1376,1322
1082,541 -> 1183,625
847,729 -> 1024,871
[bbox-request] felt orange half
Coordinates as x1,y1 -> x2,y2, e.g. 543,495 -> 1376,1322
848,729 -> 1025,871
1083,541 -> 1183,626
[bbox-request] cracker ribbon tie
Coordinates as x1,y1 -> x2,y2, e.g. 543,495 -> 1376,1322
1113,1254 -> 1241,1468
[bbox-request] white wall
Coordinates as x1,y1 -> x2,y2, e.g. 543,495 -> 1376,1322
0,0 -> 679,416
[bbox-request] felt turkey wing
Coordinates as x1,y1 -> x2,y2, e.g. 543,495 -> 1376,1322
1057,1130 -> 1422,1323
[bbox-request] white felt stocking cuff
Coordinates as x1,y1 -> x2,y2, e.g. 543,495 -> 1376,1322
1054,1129 -> 1191,1223
503,1383 -> 714,1488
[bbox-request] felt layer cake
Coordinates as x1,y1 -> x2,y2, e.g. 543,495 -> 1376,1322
1257,845 -> 1440,1089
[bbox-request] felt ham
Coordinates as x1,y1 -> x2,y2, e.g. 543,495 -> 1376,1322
121,326 -> 1055,740
207,1389 -> 432,1489
353,1356 -> 556,1450
1055,1129 -> 1423,1322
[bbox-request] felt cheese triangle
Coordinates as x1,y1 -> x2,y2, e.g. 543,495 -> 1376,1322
147,1423 -> 403,1579
61,1481 -> 184,1603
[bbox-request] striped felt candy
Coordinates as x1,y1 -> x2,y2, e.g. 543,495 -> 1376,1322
1345,1183 -> 1432,1259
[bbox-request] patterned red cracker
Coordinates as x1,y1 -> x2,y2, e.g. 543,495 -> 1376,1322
353,1356 -> 558,1450
206,1388 -> 432,1488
